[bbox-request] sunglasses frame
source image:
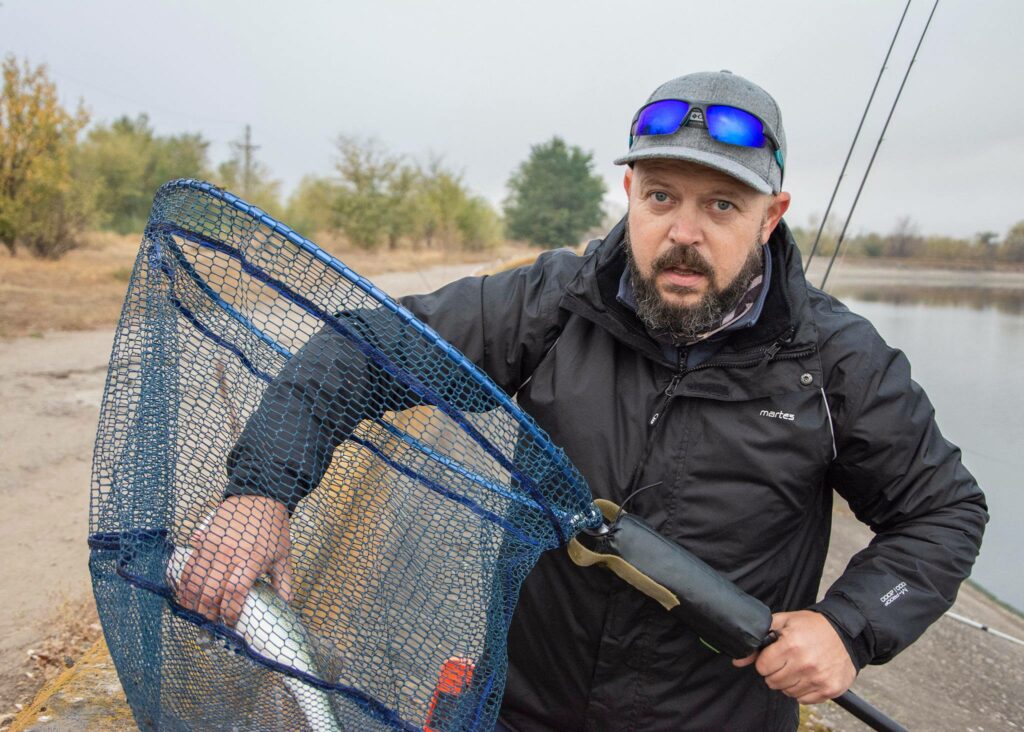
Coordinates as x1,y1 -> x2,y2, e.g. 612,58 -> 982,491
629,99 -> 785,172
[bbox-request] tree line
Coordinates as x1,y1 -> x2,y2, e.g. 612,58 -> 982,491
2,56 -> 1021,264
790,215 -> 1024,266
0,57 -> 608,259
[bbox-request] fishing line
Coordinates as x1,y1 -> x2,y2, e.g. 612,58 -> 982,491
616,480 -> 664,521
944,611 -> 1024,647
819,0 -> 941,291
958,443 -> 1024,469
805,0 -> 912,272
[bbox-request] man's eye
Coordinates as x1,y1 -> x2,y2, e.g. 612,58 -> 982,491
713,200 -> 734,212
651,191 -> 670,203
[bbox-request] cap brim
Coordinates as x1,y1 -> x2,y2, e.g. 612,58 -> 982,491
613,146 -> 773,194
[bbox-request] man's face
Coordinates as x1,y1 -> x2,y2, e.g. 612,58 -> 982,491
623,159 -> 790,340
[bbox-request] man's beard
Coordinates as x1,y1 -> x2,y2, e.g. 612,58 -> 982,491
625,225 -> 765,344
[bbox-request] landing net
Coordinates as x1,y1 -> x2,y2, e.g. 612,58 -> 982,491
89,179 -> 600,731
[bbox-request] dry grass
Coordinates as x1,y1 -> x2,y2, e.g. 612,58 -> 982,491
315,235 -> 543,281
0,232 -> 140,338
0,596 -> 103,729
800,705 -> 835,731
23,597 -> 102,687
0,232 -> 542,339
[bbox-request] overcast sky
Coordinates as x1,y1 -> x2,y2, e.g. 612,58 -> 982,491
3,0 -> 1021,238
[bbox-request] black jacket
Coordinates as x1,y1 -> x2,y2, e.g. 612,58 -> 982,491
229,220 -> 987,731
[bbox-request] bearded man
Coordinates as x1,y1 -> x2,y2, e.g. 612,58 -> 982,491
180,71 -> 986,730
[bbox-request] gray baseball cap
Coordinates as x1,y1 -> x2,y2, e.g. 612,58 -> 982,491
614,70 -> 786,194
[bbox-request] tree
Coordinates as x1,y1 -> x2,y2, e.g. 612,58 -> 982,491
999,221 -> 1024,263
848,232 -> 886,258
975,231 -> 999,264
503,137 -> 605,248
411,156 -> 502,251
75,116 -> 151,233
153,132 -> 209,189
456,195 -> 502,251
885,216 -> 922,258
76,114 -> 209,233
382,164 -> 419,250
214,125 -> 282,216
919,234 -> 972,261
413,157 -> 468,249
285,175 -> 338,237
975,231 -> 999,248
291,139 -> 502,251
332,136 -> 404,250
0,56 -> 93,257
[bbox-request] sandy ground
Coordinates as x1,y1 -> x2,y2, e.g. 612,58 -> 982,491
2,258 -> 1023,729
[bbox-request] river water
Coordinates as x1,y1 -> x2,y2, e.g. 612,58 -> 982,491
829,282 -> 1023,614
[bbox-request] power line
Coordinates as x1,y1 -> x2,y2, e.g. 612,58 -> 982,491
45,65 -> 245,128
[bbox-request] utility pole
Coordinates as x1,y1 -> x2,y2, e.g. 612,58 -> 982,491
230,125 -> 260,198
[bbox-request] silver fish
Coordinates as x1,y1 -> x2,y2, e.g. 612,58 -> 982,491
167,546 -> 342,732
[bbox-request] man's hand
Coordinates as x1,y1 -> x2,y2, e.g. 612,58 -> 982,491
732,610 -> 856,704
175,495 -> 293,627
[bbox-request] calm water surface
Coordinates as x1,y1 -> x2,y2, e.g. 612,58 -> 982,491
831,284 -> 1024,613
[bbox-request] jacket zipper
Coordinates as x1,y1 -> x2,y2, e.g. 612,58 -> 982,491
646,334 -> 814,426
621,352 -> 686,497
649,368 -> 683,427
686,343 -> 815,373
628,335 -> 814,495
679,325 -> 812,373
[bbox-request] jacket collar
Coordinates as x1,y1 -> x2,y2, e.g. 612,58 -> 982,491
561,216 -> 818,369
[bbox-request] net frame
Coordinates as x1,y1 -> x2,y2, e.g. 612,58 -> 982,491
89,179 -> 601,731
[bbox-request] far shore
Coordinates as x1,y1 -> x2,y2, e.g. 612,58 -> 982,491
801,256 -> 1024,289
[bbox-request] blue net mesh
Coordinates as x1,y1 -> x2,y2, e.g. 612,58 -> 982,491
89,179 -> 601,731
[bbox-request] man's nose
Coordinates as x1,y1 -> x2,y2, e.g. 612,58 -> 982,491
668,205 -> 702,245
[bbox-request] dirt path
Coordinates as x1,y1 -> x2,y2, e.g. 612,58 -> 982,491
0,262 -> 490,714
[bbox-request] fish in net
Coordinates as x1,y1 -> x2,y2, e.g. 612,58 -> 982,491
89,179 -> 602,731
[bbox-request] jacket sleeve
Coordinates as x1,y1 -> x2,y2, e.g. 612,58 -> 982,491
399,248 -> 574,395
811,315 -> 988,669
225,249 -> 577,511
224,309 -> 422,512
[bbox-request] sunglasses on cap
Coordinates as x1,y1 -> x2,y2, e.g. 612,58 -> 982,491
629,99 -> 785,172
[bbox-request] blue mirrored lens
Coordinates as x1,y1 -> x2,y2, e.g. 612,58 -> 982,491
706,105 -> 766,148
635,100 -> 690,137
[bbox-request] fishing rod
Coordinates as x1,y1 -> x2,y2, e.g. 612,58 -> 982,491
573,500 -> 910,732
819,0 -> 940,290
805,0 -> 912,272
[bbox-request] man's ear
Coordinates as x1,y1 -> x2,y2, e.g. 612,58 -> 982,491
623,167 -> 634,198
762,192 -> 791,240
